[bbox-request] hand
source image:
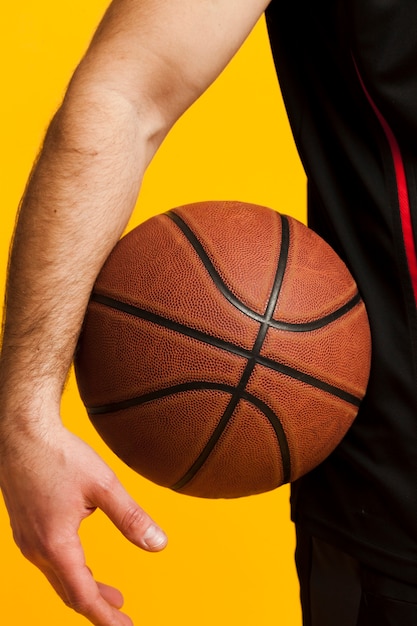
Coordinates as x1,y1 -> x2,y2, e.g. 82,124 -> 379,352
0,421 -> 167,625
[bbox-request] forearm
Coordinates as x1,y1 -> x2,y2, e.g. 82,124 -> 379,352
0,0 -> 269,424
0,83 -> 160,423
0,4 -> 272,623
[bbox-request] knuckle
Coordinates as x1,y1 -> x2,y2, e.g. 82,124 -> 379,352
121,505 -> 148,537
23,534 -> 72,571
66,595 -> 95,616
102,467 -> 119,489
95,468 -> 119,498
18,538 -> 38,563
37,536 -> 65,564
15,531 -> 57,565
66,592 -> 117,625
63,585 -> 100,617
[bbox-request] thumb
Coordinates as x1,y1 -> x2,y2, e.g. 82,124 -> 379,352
93,472 -> 168,552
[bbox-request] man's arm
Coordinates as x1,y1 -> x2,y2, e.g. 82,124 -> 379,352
0,1 -> 270,625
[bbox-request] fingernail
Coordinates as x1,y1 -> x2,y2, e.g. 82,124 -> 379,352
143,525 -> 167,550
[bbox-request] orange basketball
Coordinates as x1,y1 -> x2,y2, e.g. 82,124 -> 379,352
74,201 -> 371,498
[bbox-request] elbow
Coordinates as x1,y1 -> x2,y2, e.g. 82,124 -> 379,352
48,70 -> 169,171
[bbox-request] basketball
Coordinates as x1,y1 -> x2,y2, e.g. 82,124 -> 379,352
74,201 -> 371,498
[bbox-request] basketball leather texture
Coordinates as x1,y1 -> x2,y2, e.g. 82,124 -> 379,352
75,201 -> 371,498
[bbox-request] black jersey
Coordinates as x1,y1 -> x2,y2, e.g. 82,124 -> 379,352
265,0 -> 417,583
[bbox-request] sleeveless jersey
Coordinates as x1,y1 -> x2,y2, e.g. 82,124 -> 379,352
265,0 -> 417,583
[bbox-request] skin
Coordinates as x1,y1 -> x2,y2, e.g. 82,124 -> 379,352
0,1 -> 271,625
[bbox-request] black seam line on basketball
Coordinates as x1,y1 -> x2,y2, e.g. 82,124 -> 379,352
90,293 -> 362,407
166,209 -> 286,325
91,292 -> 250,359
171,217 -> 292,491
171,392 -> 291,490
258,356 -> 362,406
221,212 -> 289,398
86,381 -> 290,485
270,292 -> 363,331
166,210 -> 362,331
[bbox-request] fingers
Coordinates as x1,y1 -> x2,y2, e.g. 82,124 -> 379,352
59,569 -> 132,626
40,541 -> 133,626
92,472 -> 168,552
1,428 -> 167,625
95,582 -> 124,610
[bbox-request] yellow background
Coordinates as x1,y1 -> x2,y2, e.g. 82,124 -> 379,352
1,2 -> 306,624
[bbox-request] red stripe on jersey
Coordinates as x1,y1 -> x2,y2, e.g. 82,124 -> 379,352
355,62 -> 417,305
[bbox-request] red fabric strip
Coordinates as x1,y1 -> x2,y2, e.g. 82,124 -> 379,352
355,64 -> 417,305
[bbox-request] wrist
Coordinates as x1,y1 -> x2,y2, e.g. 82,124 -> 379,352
0,362 -> 62,439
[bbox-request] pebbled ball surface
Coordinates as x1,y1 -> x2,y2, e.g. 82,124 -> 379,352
75,201 -> 372,499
